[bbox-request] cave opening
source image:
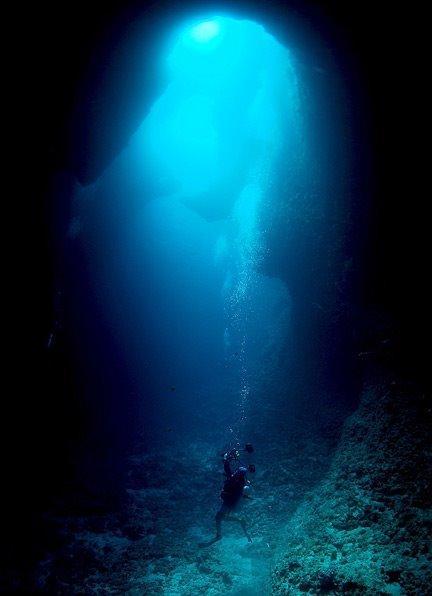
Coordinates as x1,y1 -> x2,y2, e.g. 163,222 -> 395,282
8,1 -> 431,593
58,15 -> 350,588
71,14 -> 312,448
135,15 -> 300,442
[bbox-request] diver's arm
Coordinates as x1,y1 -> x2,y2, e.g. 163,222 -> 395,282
223,448 -> 239,476
243,484 -> 253,499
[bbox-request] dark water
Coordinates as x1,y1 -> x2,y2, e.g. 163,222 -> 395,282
4,8 -> 431,595
69,15 -> 337,441
45,16 -> 354,591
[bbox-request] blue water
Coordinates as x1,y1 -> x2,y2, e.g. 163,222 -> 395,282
73,16 -> 305,444
65,15 -> 344,592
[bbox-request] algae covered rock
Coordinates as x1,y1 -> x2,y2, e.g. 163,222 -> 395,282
272,374 -> 432,594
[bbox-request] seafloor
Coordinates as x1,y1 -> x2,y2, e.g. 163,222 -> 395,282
34,369 -> 431,594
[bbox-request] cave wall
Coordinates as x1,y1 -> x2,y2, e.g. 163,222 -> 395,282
272,367 -> 432,594
4,0 -> 428,583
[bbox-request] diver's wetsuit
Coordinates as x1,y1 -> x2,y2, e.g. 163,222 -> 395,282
215,458 -> 251,541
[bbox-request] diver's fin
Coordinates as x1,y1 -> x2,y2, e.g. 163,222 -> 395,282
198,536 -> 222,548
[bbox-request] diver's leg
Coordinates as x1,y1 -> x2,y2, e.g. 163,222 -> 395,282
215,509 -> 224,539
224,515 -> 252,543
240,517 -> 252,543
198,509 -> 225,548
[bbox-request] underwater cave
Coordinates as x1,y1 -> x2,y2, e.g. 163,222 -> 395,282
3,1 -> 431,594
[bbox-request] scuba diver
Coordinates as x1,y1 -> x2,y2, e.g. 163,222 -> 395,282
200,445 -> 254,547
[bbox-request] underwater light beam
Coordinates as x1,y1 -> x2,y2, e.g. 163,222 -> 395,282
190,20 -> 220,42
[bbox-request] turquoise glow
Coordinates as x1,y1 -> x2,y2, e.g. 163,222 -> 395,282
141,16 -> 300,218
74,14 -> 303,471
135,16 -> 301,433
190,20 -> 220,42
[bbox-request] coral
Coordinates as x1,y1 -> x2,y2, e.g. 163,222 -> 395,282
33,420 -> 337,594
272,373 -> 432,595
29,372 -> 431,594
